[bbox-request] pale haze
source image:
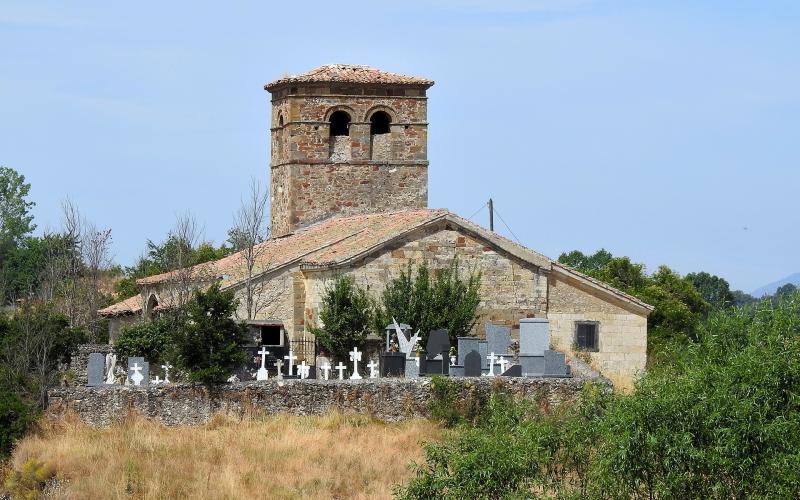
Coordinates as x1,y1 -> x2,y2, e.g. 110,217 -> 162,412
1,0 -> 798,292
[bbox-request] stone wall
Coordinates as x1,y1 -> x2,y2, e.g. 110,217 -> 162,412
548,272 -> 648,391
47,377 -> 593,427
70,344 -> 113,386
304,221 -> 548,340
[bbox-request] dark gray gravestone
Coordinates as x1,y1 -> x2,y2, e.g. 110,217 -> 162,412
463,350 -> 482,377
485,323 -> 511,355
87,353 -> 105,386
426,329 -> 450,359
519,318 -> 549,355
457,337 -> 479,366
381,352 -> 406,377
501,364 -> 522,377
127,357 -> 149,386
426,355 -> 445,375
478,340 -> 488,370
544,350 -> 569,377
519,355 -> 545,376
450,365 -> 464,377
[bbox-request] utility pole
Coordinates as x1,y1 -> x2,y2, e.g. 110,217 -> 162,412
488,198 -> 494,232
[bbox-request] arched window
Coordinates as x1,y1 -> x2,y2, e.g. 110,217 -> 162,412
146,294 -> 159,320
278,113 -> 284,127
370,111 -> 391,135
329,111 -> 351,136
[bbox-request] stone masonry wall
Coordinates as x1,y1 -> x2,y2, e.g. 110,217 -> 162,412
304,222 -> 548,340
47,377 -> 593,427
548,272 -> 648,391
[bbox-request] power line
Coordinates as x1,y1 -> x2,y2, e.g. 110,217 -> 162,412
467,201 -> 488,222
492,204 -> 522,245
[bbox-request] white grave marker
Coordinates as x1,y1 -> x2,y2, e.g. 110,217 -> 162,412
256,346 -> 270,381
284,350 -> 297,376
161,363 -> 172,383
367,360 -> 379,379
349,347 -> 363,380
298,361 -> 310,379
274,359 -> 284,380
485,352 -> 497,377
152,376 -> 162,385
335,362 -> 347,380
321,363 -> 332,380
130,363 -> 144,386
498,355 -> 509,374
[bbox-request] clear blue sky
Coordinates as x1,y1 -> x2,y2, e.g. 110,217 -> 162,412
2,1 -> 798,293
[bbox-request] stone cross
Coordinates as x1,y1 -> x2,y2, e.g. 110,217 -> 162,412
152,375 -> 162,385
257,346 -> 270,381
131,363 -> 144,386
486,352 -> 497,377
335,362 -> 347,380
349,347 -> 362,380
274,359 -> 284,380
298,360 -> 310,379
497,355 -> 509,374
321,363 -> 332,380
367,360 -> 379,379
284,350 -> 297,376
161,363 -> 172,383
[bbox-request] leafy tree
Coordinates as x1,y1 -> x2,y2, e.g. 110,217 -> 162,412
775,282 -> 797,298
686,271 -> 736,309
731,289 -> 757,306
558,248 -> 613,275
171,283 -> 248,383
0,166 -> 35,247
374,259 -> 481,345
113,317 -> 172,365
311,275 -> 375,360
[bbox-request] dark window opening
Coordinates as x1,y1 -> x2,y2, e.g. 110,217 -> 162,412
370,111 -> 391,135
329,111 -> 351,136
260,325 -> 282,346
575,322 -> 599,352
278,113 -> 284,127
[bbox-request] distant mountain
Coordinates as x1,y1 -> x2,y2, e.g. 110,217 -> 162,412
751,272 -> 800,298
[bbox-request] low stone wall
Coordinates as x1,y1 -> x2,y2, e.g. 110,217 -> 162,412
47,377 -> 595,427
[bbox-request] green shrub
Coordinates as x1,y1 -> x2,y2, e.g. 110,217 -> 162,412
0,389 -> 36,457
311,275 -> 375,361
113,317 -> 172,364
3,458 -> 56,498
171,283 -> 248,383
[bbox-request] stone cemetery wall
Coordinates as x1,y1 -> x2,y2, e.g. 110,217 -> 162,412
70,344 -> 113,386
47,377 -> 594,427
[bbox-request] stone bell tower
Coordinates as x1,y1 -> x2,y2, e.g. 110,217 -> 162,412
265,64 -> 434,237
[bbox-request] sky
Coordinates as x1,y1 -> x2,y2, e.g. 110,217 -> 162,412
1,0 -> 798,293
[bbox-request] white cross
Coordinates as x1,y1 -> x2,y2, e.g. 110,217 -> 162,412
161,363 -> 172,383
298,361 -> 310,379
335,362 -> 347,380
486,352 -> 497,377
130,363 -> 144,386
497,355 -> 509,374
274,359 -> 284,379
152,375 -> 161,385
321,363 -> 331,380
284,350 -> 297,376
257,346 -> 270,381
367,360 -> 379,379
349,347 -> 362,379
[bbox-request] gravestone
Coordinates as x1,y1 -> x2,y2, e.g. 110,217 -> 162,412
87,353 -> 105,386
449,365 -> 464,377
463,350 -> 482,377
501,364 -> 522,377
127,357 -> 149,386
381,352 -> 405,377
457,337 -> 479,366
520,318 -> 549,355
425,354 -> 448,376
518,355 -> 545,376
485,323 -> 512,356
426,329 -> 450,360
405,356 -> 420,378
544,350 -> 570,377
478,340 -> 489,371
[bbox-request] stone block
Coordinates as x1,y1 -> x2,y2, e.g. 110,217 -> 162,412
463,350 -> 481,377
87,353 -> 105,387
450,365 -> 464,377
478,340 -> 488,369
485,323 -> 511,356
501,364 -> 522,377
544,350 -> 569,377
405,357 -> 420,378
457,336 -> 479,366
520,318 -> 549,355
519,354 -> 545,376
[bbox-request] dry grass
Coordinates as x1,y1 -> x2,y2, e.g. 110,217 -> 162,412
7,412 -> 441,499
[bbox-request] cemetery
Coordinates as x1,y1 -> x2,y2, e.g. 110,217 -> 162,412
51,318 -> 604,426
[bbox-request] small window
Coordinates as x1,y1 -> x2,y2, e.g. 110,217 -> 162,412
575,322 -> 599,351
329,110 -> 351,136
370,111 -> 391,135
260,325 -> 282,346
278,113 -> 284,127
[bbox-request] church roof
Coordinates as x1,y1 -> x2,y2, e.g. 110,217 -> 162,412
98,294 -> 143,317
101,209 -> 653,317
265,64 -> 434,91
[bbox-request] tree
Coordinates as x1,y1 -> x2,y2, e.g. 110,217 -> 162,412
0,166 -> 35,247
113,317 -> 172,365
311,275 -> 375,360
228,177 -> 282,320
558,249 -> 613,275
171,283 -> 248,383
374,259 -> 481,345
686,271 -> 735,309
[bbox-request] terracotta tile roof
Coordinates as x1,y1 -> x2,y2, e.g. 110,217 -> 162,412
101,208 -> 652,316
265,64 -> 434,91
98,294 -> 143,317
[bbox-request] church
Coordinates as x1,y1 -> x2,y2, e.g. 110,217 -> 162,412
99,64 -> 652,389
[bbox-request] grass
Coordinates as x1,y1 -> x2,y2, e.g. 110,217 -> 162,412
4,412 -> 441,499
